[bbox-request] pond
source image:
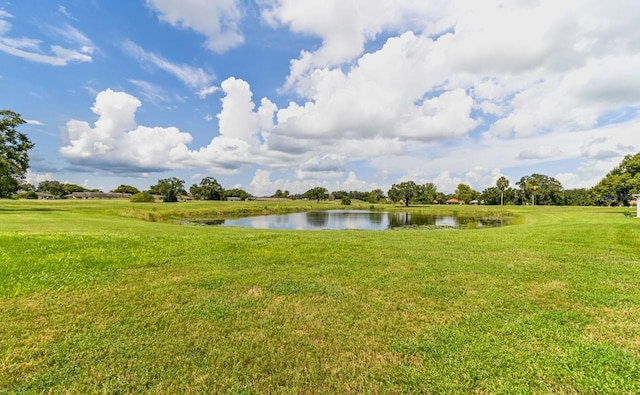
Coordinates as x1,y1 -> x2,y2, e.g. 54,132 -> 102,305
191,210 -> 507,230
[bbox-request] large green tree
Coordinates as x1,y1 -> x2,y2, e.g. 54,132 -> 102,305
37,180 -> 65,196
367,188 -> 386,204
455,183 -> 479,203
0,110 -> 34,198
388,181 -> 420,207
516,174 -> 563,206
150,177 -> 186,202
416,183 -> 438,204
591,153 -> 640,206
190,177 -> 224,200
305,186 -> 329,204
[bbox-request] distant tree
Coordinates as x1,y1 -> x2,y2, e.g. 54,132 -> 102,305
272,189 -> 285,198
38,180 -> 65,196
150,177 -> 185,202
190,177 -> 223,200
481,187 -> 501,205
271,189 -> 290,199
348,191 -> 369,201
496,176 -> 509,206
562,188 -> 594,206
517,174 -> 563,206
367,189 -> 386,204
305,187 -> 329,203
332,190 -> 348,200
62,183 -> 88,194
416,183 -> 438,204
481,186 -> 518,205
18,182 -> 35,192
16,190 -> 38,199
528,179 -> 540,206
455,183 -> 479,203
341,195 -> 351,205
591,153 -> 640,206
0,110 -> 34,198
112,184 -> 140,194
388,181 -> 420,207
224,188 -> 250,201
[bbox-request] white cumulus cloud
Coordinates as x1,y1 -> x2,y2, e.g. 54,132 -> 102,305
146,0 -> 244,53
60,89 -> 193,173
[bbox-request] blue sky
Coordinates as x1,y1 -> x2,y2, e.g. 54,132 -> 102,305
1,0 -> 639,195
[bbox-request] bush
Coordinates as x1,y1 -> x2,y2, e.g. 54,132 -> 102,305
341,196 -> 351,205
130,192 -> 155,203
15,191 -> 38,199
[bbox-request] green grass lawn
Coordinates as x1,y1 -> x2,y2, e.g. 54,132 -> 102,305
1,200 -> 639,393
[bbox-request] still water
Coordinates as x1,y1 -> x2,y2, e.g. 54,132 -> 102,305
198,210 -> 505,230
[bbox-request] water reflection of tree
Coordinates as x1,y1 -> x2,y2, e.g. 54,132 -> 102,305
390,212 -> 438,227
306,211 -> 329,227
369,212 -> 384,224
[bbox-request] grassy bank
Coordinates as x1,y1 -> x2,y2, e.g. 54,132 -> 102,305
1,200 -> 639,393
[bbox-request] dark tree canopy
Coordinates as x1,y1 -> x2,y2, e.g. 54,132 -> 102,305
481,186 -> 518,205
415,183 -> 438,204
272,189 -> 290,198
190,177 -> 224,200
0,110 -> 34,198
224,188 -> 250,201
305,187 -> 329,203
150,177 -> 186,202
388,181 -> 420,207
516,173 -> 563,206
591,153 -> 640,206
562,188 -> 594,206
112,184 -> 140,194
455,183 -> 479,203
367,189 -> 386,204
37,180 -> 65,196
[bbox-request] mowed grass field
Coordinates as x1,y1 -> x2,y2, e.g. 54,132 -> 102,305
1,199 -> 639,393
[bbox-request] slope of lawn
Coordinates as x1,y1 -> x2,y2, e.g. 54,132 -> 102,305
1,200 -> 639,393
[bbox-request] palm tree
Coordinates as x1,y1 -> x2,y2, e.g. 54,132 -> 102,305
527,179 -> 540,206
496,176 -> 509,206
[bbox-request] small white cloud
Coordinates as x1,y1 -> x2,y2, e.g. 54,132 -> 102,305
58,6 -> 75,20
25,119 -> 44,126
518,145 -> 563,160
197,85 -> 218,99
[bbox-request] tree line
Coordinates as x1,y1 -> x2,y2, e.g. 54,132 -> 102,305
2,110 -> 639,205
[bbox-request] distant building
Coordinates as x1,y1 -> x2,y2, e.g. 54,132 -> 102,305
445,198 -> 464,205
71,192 -> 132,199
36,192 -> 55,200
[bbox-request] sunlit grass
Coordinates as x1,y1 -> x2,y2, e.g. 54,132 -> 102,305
1,200 -> 639,393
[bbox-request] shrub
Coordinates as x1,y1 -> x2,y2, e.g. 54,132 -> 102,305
130,192 -> 155,203
15,191 -> 38,199
341,196 -> 351,205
